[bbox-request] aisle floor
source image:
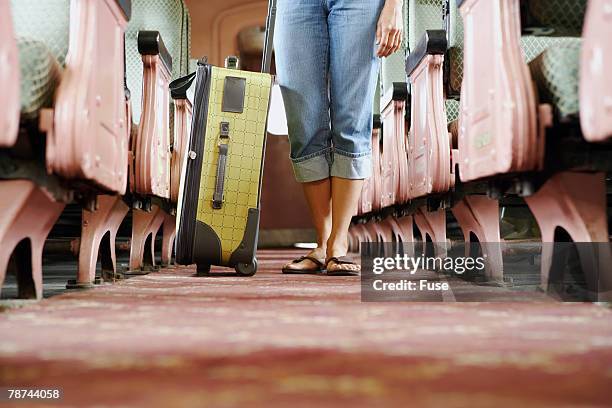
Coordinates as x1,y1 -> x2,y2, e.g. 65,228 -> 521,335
1,249 -> 611,407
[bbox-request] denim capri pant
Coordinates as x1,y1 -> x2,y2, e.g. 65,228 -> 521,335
274,0 -> 384,183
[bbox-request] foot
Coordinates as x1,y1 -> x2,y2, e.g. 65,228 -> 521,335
325,244 -> 360,275
282,248 -> 326,274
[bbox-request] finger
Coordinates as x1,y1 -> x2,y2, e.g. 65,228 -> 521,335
388,30 -> 400,55
379,30 -> 394,57
377,30 -> 390,56
392,31 -> 402,53
376,23 -> 382,45
377,29 -> 391,57
381,30 -> 398,57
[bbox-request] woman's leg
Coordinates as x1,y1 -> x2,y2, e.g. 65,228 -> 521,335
327,0 -> 384,271
302,178 -> 332,256
326,0 -> 385,271
275,0 -> 332,270
327,177 -> 363,270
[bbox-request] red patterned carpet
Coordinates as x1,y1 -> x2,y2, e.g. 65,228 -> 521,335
1,249 -> 612,407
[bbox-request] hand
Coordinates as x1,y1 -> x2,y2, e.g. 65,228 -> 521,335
376,0 -> 404,57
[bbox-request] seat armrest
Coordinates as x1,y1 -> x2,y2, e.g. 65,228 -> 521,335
381,82 -> 408,111
169,72 -> 196,100
138,31 -> 173,75
406,30 -> 447,77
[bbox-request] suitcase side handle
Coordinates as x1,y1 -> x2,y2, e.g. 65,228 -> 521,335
212,143 -> 229,209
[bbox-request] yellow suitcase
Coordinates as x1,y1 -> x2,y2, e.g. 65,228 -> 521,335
173,1 -> 276,276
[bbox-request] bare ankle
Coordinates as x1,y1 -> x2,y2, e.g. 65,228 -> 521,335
310,246 -> 326,258
326,239 -> 348,258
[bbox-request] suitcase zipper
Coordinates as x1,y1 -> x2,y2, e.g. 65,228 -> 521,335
175,62 -> 212,264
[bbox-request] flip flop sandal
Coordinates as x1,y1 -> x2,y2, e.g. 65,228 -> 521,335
325,256 -> 360,276
282,255 -> 326,274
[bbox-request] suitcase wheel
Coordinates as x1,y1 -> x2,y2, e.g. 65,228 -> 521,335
235,258 -> 257,277
196,264 -> 211,276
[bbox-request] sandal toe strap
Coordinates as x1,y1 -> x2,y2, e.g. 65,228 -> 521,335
292,255 -> 324,267
326,256 -> 357,266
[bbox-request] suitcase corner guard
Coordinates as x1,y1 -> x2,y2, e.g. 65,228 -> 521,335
192,207 -> 260,267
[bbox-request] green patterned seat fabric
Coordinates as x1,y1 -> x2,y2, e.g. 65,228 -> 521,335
521,35 -> 581,63
446,0 -> 463,96
17,39 -> 62,120
381,1 -> 407,98
408,0 -> 444,52
381,51 -> 408,97
125,0 -> 190,124
408,0 -> 455,123
527,0 -> 586,37
10,0 -> 70,67
374,74 -> 381,116
529,40 -> 581,119
181,6 -> 192,77
445,99 -> 459,124
189,58 -> 199,74
520,1 -> 584,120
10,0 -> 68,117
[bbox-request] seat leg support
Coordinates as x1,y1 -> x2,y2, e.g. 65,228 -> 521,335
452,195 -> 504,283
414,207 -> 447,258
68,195 -> 129,288
0,180 -> 64,299
525,172 -> 611,300
126,205 -> 165,274
161,212 -> 176,267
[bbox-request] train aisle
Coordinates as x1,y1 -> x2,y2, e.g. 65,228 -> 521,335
1,249 -> 611,407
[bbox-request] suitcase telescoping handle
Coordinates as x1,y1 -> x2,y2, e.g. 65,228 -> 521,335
261,0 -> 277,74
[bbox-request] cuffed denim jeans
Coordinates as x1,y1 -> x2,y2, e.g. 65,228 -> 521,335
274,0 -> 384,182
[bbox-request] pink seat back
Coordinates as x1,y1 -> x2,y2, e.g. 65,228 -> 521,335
0,1 -> 20,148
458,0 -> 540,182
170,99 -> 192,203
580,0 -> 612,142
407,54 -> 453,199
370,127 -> 382,212
379,110 -> 399,208
133,52 -> 172,198
44,0 -> 131,193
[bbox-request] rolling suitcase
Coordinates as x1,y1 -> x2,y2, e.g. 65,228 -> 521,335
172,0 -> 277,276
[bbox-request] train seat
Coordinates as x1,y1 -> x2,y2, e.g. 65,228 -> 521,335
457,0 -> 586,182
380,40 -> 410,206
14,0 -> 133,194
358,75 -> 383,215
580,0 -> 612,142
123,0 -> 191,273
125,0 -> 191,199
524,1 -> 585,122
445,0 -> 463,142
406,30 -> 454,199
3,0 -> 131,297
1,1 -> 68,299
405,0 -> 455,201
442,0 -> 505,282
371,112 -> 383,213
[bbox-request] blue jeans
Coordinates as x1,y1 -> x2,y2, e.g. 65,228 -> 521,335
274,0 -> 384,182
